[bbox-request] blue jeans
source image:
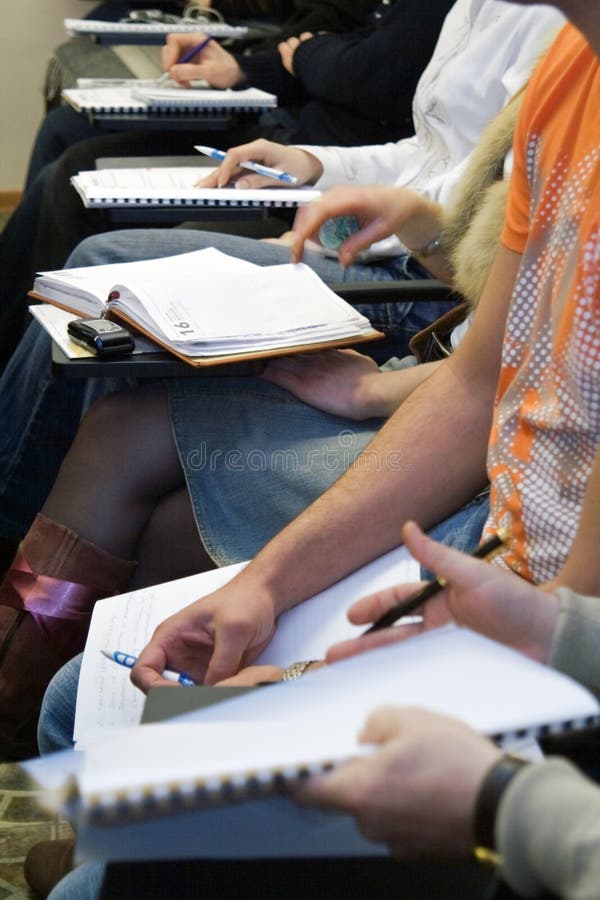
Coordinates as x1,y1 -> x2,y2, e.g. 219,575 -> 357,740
73,227 -> 449,340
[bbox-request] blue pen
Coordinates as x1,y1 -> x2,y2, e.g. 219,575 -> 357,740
156,35 -> 214,85
101,649 -> 196,686
195,144 -> 299,185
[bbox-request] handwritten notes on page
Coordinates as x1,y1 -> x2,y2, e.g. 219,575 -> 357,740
74,547 -> 419,747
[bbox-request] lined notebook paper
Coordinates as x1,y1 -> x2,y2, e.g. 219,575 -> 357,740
70,167 -> 321,209
73,546 -> 420,747
62,85 -> 277,115
65,18 -> 248,39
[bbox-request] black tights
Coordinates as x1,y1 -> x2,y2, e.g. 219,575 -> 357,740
42,383 -> 213,588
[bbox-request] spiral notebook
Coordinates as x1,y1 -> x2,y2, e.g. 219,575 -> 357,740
64,18 -> 248,39
70,167 -> 321,210
62,85 -> 277,116
23,627 -> 600,860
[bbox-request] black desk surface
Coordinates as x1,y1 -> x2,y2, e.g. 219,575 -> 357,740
51,341 -> 257,378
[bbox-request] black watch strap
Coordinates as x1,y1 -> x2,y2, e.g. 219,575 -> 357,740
474,754 -> 530,853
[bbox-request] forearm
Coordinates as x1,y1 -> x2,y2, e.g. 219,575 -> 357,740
388,195 -> 452,283
554,449 -> 600,595
241,352 -> 492,616
361,361 -> 442,419
238,247 -> 516,614
235,49 -> 306,104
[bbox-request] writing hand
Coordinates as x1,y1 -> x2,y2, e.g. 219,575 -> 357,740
130,579 -> 278,691
196,139 -> 323,189
162,32 -> 242,88
326,521 -> 559,665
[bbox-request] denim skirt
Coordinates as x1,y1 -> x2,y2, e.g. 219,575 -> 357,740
167,375 -> 385,566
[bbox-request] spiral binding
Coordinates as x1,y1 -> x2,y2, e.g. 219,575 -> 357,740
82,759 -> 339,827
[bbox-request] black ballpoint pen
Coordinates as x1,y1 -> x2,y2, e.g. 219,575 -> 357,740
363,528 -> 509,634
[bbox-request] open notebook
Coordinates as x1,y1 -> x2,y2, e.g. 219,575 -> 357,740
70,167 -> 321,210
24,626 -> 600,861
30,247 -> 381,367
62,85 -> 276,116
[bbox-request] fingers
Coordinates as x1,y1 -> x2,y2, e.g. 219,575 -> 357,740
209,140 -> 280,188
325,622 -> 423,664
168,63 -> 200,85
292,757 -> 368,813
401,520 -> 493,593
203,621 -> 247,685
216,664 -> 283,686
336,219 -> 393,267
346,582 -> 425,625
260,364 -> 302,392
130,644 -> 170,693
290,188 -> 377,264
162,32 -> 204,68
358,705 -> 411,745
278,35 -> 301,74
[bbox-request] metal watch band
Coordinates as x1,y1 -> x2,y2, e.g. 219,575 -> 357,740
281,660 -> 319,681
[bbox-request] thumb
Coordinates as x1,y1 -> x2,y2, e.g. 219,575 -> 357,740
401,521 -> 491,591
204,631 -> 244,685
169,63 -> 199,84
233,173 -> 278,190
359,706 -> 408,745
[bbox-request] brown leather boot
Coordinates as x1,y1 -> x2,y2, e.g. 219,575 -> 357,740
0,514 -> 135,756
24,838 -> 75,898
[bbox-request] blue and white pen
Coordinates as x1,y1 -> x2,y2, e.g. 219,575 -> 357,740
194,144 -> 299,184
101,649 -> 196,686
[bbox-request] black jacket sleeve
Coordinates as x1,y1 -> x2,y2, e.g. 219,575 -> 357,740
292,0 -> 453,125
232,49 -> 308,106
277,0 -> 381,39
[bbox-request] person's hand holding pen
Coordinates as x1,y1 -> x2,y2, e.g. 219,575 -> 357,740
326,521 -> 560,666
196,138 -> 323,189
130,575 -> 280,691
161,32 -> 244,89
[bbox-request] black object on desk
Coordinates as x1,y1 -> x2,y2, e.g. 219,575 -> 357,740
50,281 -> 458,377
51,341 -> 257,378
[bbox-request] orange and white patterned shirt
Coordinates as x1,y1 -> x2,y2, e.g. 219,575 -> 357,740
485,24 -> 600,583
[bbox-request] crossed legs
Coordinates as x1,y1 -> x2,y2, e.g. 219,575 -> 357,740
42,383 -> 213,586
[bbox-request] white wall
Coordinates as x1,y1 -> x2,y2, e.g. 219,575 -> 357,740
0,0 -> 97,190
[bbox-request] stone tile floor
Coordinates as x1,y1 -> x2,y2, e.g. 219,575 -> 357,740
0,763 -> 73,899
